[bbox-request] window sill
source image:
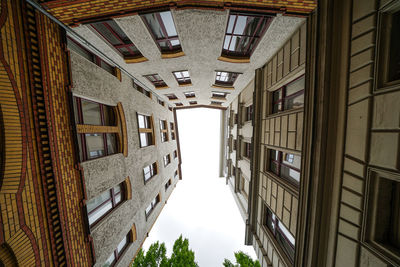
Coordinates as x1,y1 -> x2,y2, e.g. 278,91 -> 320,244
155,85 -> 169,90
261,170 -> 299,197
218,55 -> 250,63
212,84 -> 234,90
266,107 -> 304,119
124,56 -> 148,64
161,51 -> 185,59
178,82 -> 192,87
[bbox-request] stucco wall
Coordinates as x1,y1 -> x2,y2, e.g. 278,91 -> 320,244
70,51 -> 180,266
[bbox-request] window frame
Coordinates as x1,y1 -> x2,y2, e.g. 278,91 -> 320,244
170,122 -> 176,140
215,71 -> 240,86
73,96 -> 119,161
272,75 -> 305,114
137,113 -> 155,148
268,149 -> 301,186
211,101 -> 222,106
245,105 -> 253,122
133,80 -> 152,98
243,142 -> 252,159
144,74 -> 168,88
173,70 -> 191,85
212,91 -> 228,99
189,101 -> 197,105
145,194 -> 161,219
90,20 -> 143,59
86,183 -> 125,227
222,12 -> 272,58
165,179 -> 172,191
184,91 -> 196,98
264,205 -> 295,262
143,162 -> 158,184
159,119 -> 169,143
141,11 -> 182,54
104,232 -> 131,267
163,154 -> 171,167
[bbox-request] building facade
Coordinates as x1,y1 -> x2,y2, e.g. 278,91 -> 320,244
223,0 -> 400,267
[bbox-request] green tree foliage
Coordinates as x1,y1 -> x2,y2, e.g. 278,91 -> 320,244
131,235 -> 198,267
223,251 -> 261,267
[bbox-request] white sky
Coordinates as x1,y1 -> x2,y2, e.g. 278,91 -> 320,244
142,108 -> 257,267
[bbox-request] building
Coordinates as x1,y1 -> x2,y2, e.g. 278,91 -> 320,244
2,0 -> 400,267
222,0 -> 400,267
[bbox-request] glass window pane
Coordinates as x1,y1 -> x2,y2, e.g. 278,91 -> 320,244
281,165 -> 300,183
143,13 -> 165,39
103,106 -> 116,126
88,201 -> 112,225
67,38 -> 94,62
284,94 -> 304,110
81,100 -> 102,125
175,72 -> 182,78
182,71 -> 189,77
85,134 -> 105,159
103,252 -> 115,267
92,21 -> 121,46
107,20 -> 129,43
228,36 -> 238,51
115,192 -> 122,205
389,11 -> 400,82
145,203 -> 152,215
117,235 -> 128,254
160,11 -> 177,37
106,134 -> 117,155
170,39 -> 180,46
140,132 -> 149,147
87,190 -> 111,214
223,36 -> 231,50
100,60 -> 114,75
286,76 -> 305,96
113,184 -> 122,194
233,15 -> 247,35
278,221 -> 295,245
227,15 -> 235,34
138,115 -> 145,128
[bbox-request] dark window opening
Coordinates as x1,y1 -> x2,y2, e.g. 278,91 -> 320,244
144,74 -> 167,88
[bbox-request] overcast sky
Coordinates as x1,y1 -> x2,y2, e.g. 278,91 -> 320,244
142,108 -> 257,266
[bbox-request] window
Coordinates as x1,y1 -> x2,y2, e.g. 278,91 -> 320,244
159,119 -> 169,142
73,96 -> 119,161
364,170 -> 400,265
264,205 -> 295,262
243,142 -> 251,159
234,113 -> 238,124
158,98 -> 165,106
170,122 -> 176,140
91,20 -> 143,60
86,183 -> 124,226
184,91 -> 195,98
240,175 -> 249,199
272,76 -> 305,113
233,139 -> 237,151
173,150 -> 178,159
174,170 -> 179,179
245,105 -> 253,122
222,13 -> 272,58
137,114 -> 154,147
215,71 -> 240,86
133,80 -> 152,98
175,102 -> 183,106
143,162 -> 158,183
379,8 -> 400,86
165,179 -> 172,191
232,166 -> 236,177
189,101 -> 197,105
145,194 -> 160,218
165,93 -> 178,100
144,74 -> 167,88
103,232 -> 131,266
163,154 -> 171,167
67,37 -> 116,76
173,70 -> 191,85
211,101 -> 222,106
142,11 -> 182,54
269,149 -> 301,185
168,106 -> 173,111
212,91 -> 228,99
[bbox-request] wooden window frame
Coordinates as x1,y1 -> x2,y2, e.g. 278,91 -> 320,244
137,113 -> 155,148
90,20 -> 143,60
141,11 -> 182,54
215,71 -> 240,86
173,70 -> 191,85
104,231 -> 132,267
264,205 -> 295,263
170,122 -> 176,140
158,98 -> 165,106
145,194 -> 161,219
272,75 -> 305,114
165,93 -> 178,100
86,182 -> 125,227
184,91 -> 196,98
222,12 -> 272,58
144,74 -> 168,88
268,149 -> 301,186
163,154 -> 171,167
165,179 -> 172,191
160,119 -> 169,143
143,162 -> 158,184
212,91 -> 228,100
73,96 -> 122,161
133,80 -> 152,98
